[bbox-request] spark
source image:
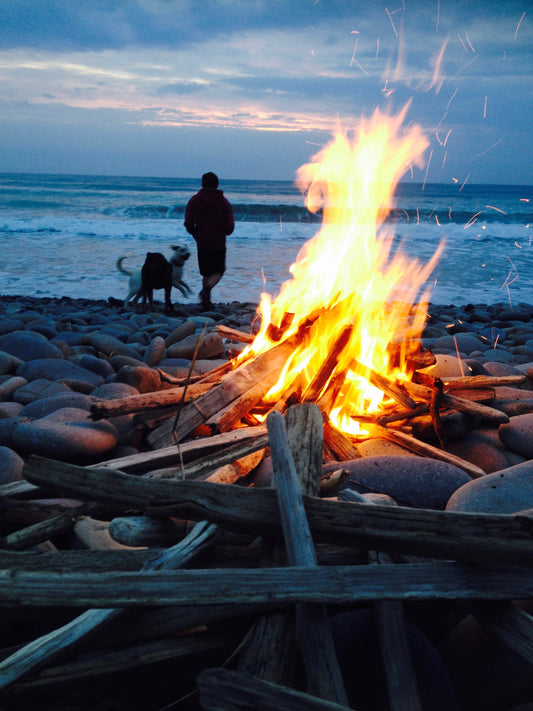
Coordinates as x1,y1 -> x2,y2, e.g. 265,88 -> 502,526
452,177 -> 458,184
436,0 -> 440,33
459,174 -> 470,191
457,34 -> 468,53
350,38 -> 359,66
446,88 -> 458,111
452,54 -> 479,78
426,39 -> 448,93
376,38 -> 380,58
465,32 -> 475,53
422,149 -> 433,190
514,11 -> 526,39
385,7 -> 399,37
436,112 -> 448,130
464,211 -> 481,228
515,241 -> 522,249
473,138 -> 503,158
280,215 -> 283,234
485,205 -> 506,215
435,214 -> 441,226
416,208 -> 420,224
448,207 -> 452,220
520,198 -> 530,202
442,151 -> 447,168
453,337 -> 466,377
483,95 -> 487,118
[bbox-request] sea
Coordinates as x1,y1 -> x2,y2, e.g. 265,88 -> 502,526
0,173 -> 532,309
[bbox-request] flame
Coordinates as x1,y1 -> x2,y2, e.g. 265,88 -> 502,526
241,105 -> 443,434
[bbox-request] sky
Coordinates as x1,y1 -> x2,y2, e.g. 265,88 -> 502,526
0,0 -> 531,184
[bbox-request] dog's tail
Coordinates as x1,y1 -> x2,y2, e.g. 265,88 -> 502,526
116,256 -> 134,276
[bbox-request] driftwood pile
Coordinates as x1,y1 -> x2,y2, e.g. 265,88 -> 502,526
1,321 -> 533,710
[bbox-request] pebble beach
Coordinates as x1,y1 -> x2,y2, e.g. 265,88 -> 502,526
1,293 -> 533,710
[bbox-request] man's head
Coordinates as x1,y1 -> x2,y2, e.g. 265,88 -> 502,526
201,172 -> 219,189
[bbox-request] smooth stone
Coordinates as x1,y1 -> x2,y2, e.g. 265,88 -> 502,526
0,331 -> 65,361
493,385 -> 533,401
0,445 -> 25,483
446,459 -> 533,514
479,349 -> 514,363
109,354 -> 147,370
11,378 -> 71,405
446,430 -> 524,474
115,366 -> 161,393
494,399 -> 533,416
0,351 -> 23,375
91,382 -> 139,399
54,331 -> 86,346
357,438 -> 416,457
165,320 -> 196,347
327,455 -> 471,510
498,413 -> 533,458
74,353 -> 116,379
0,376 -> 28,401
165,331 -> 225,360
479,325 -> 507,343
418,354 -> 472,378
192,358 -> 228,374
482,361 -> 525,377
0,402 -> 24,418
12,408 -> 118,463
17,358 -> 104,388
20,392 -> 96,418
26,320 -> 58,338
496,310 -> 531,322
83,332 -> 142,360
433,332 -> 488,354
0,318 -> 24,335
143,336 -> 166,366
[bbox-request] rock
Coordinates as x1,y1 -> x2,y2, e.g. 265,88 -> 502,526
91,382 -> 139,399
0,331 -> 65,360
357,438 -> 416,457
83,332 -> 142,360
19,392 -> 96,418
11,378 -> 71,405
498,413 -> 533,458
0,445 -> 25,483
418,354 -> 472,378
0,350 -> 23,375
0,318 -> 24,336
327,455 -> 471,509
17,358 -> 104,388
446,460 -> 533,514
446,429 -> 524,474
166,331 -> 225,360
115,366 -> 161,393
433,332 -> 488,354
144,336 -> 166,366
0,402 -> 24,418
0,376 -> 28,401
165,320 -> 196,347
75,353 -> 116,379
12,407 -> 118,463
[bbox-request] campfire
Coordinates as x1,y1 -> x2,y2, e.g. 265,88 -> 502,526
2,106 -> 532,711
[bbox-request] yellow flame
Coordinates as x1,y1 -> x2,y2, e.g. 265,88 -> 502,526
241,105 -> 443,434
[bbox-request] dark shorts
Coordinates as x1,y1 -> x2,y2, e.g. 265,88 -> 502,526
198,248 -> 226,277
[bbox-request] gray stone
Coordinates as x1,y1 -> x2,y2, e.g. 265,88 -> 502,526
83,332 -> 142,360
166,331 -> 224,360
418,354 -> 472,378
0,318 -> 24,336
446,460 -> 533,514
357,438 -> 415,457
74,353 -> 115,379
12,378 -> 71,405
17,358 -> 104,387
0,331 -> 65,361
144,336 -> 166,366
0,376 -> 28,401
446,429 -> 524,474
0,445 -> 25,483
12,407 -> 118,463
327,455 -> 471,510
0,402 -> 24,418
0,350 -> 23,375
165,320 -> 196,347
115,366 -> 161,393
498,413 -> 533,458
91,382 -> 139,399
433,332 -> 488,354
20,392 -> 96,418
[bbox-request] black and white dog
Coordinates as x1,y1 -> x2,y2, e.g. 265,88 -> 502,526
117,245 -> 191,310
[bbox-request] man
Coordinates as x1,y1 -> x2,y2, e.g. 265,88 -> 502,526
184,172 -> 234,309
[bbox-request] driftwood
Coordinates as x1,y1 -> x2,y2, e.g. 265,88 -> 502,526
268,407 -> 348,705
2,507 -> 84,550
21,456 -> 533,565
472,601 -> 533,665
147,336 -> 299,448
1,563 -> 531,607
440,374 -> 526,389
0,520 -> 219,689
197,668 -> 352,711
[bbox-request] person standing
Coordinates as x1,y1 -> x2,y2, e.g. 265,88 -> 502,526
184,172 -> 234,309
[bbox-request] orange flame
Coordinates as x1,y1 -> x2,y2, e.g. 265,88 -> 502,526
242,105 -> 443,434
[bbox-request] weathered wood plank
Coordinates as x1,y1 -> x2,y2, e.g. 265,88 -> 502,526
21,456 -> 533,565
0,564 -> 531,607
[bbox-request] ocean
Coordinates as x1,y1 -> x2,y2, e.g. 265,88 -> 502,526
0,173 -> 532,308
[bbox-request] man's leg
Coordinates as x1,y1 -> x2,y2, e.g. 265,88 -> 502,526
201,273 -> 222,306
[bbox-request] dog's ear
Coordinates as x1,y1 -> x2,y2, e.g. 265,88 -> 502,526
171,245 -> 177,250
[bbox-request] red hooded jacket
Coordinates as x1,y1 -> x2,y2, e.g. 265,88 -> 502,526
184,188 -> 234,250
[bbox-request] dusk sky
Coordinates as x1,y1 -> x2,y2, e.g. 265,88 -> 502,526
0,0 -> 531,184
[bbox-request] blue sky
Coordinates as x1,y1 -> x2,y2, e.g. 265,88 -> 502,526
0,0 -> 531,183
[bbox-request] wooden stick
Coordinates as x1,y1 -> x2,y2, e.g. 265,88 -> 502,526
216,324 -> 255,344
197,668 -> 352,711
350,358 -> 417,409
21,456 -> 533,565
441,374 -> 526,390
204,376 -> 279,433
269,406 -> 349,704
361,423 -> 486,478
90,383 -> 212,420
2,507 -> 84,551
1,563 -> 531,608
0,520 -> 219,689
440,393 -> 509,424
322,420 -> 361,460
300,325 -> 353,403
147,337 -> 298,448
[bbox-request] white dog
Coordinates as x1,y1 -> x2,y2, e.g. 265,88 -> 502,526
117,245 -> 192,304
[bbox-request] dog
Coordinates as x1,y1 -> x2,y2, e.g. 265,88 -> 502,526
117,245 -> 191,307
140,252 -> 174,313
